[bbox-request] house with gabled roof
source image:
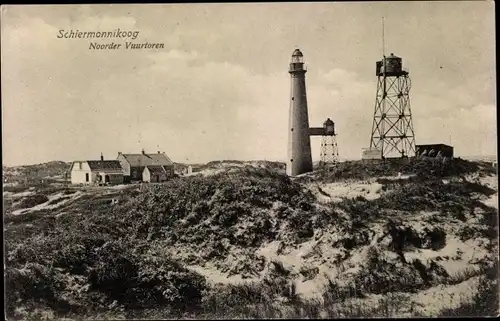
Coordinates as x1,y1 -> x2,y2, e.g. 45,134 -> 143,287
69,154 -> 124,185
142,165 -> 169,183
117,149 -> 175,183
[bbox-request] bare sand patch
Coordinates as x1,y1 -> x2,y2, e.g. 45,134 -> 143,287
412,276 -> 481,316
308,180 -> 383,203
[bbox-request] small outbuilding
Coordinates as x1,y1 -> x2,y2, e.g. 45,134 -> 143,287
361,147 -> 383,162
187,165 -> 201,174
142,165 -> 170,183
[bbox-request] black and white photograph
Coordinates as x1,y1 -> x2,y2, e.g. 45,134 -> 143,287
1,2 -> 498,319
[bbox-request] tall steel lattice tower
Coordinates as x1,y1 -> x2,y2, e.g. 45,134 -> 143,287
369,52 -> 416,158
369,18 -> 416,159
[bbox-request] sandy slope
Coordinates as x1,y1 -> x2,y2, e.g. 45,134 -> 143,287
185,172 -> 498,316
5,161 -> 496,317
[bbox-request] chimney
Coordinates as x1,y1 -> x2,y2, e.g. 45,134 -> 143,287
118,152 -> 122,155
158,150 -> 161,154
100,152 -> 104,161
141,148 -> 145,155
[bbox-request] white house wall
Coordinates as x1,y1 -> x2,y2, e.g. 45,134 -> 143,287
142,168 -> 151,182
116,154 -> 131,176
70,161 -> 92,184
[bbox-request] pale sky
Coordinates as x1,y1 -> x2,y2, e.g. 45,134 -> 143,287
1,2 -> 496,166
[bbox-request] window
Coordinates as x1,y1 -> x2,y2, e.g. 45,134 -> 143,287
85,173 -> 89,182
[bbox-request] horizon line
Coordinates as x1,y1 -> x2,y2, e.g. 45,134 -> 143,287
3,154 -> 498,168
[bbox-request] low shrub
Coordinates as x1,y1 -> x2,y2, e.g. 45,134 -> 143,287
6,237 -> 209,315
301,158 -> 490,183
3,184 -> 32,194
322,278 -> 364,303
201,283 -> 266,313
385,220 -> 447,252
132,253 -> 208,310
14,194 -> 50,210
5,263 -> 70,316
299,265 -> 319,281
62,189 -> 77,195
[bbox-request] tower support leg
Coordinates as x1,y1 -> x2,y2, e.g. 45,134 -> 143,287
319,135 -> 339,167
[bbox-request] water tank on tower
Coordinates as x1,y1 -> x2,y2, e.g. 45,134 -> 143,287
376,53 -> 404,76
323,118 -> 335,136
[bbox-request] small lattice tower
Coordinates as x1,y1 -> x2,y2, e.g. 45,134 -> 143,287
369,52 -> 416,158
319,118 -> 339,166
310,118 -> 339,167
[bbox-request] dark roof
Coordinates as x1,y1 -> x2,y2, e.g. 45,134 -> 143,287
416,144 -> 453,148
386,53 -> 400,59
292,49 -> 303,56
119,153 -> 174,167
86,160 -> 123,171
145,165 -> 167,175
323,118 -> 334,126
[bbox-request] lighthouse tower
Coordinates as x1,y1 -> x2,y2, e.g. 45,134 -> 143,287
287,49 -> 313,176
